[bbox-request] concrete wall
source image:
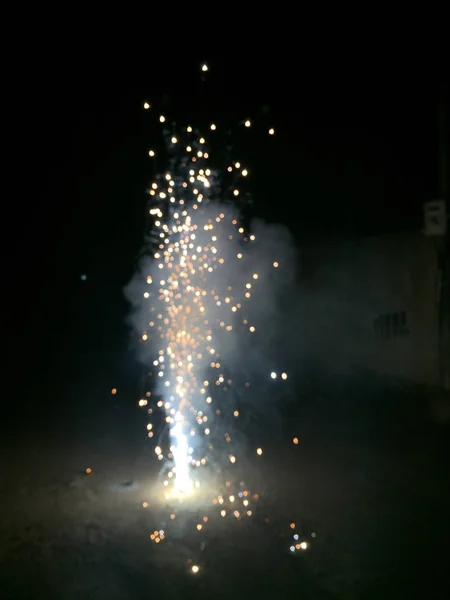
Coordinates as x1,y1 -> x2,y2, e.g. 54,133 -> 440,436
298,231 -> 440,385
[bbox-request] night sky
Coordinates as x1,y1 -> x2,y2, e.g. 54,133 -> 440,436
8,48 -> 447,427
3,38 -> 450,598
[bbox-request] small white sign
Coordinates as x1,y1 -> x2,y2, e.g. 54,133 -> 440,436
423,199 -> 447,236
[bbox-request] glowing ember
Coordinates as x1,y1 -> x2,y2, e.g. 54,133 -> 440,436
124,60 -> 298,570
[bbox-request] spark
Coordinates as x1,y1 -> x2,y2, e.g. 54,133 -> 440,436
127,76 -> 293,569
135,121 -> 280,494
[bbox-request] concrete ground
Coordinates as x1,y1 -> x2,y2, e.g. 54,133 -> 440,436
1,382 -> 450,599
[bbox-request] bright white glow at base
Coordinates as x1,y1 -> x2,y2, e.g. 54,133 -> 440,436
127,89 -> 305,566
171,416 -> 192,494
130,116 -> 291,496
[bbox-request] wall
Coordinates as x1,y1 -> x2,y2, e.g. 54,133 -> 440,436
297,231 -> 440,385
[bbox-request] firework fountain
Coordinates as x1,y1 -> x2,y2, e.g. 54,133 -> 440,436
125,64 -> 310,572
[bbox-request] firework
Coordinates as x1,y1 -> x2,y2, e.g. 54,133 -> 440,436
139,111 -> 285,500
124,64 -> 308,568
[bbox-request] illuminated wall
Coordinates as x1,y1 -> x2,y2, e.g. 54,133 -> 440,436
298,231 -> 440,385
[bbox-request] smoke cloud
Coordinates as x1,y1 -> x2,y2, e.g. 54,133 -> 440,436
124,198 -> 301,460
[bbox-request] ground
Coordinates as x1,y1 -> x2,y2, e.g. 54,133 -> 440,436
1,383 -> 450,599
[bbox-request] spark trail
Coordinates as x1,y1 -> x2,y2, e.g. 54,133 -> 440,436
139,123 -> 281,498
125,66 -> 309,569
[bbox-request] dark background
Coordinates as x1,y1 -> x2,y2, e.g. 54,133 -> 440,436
9,47 -> 447,425
2,36 -> 449,598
